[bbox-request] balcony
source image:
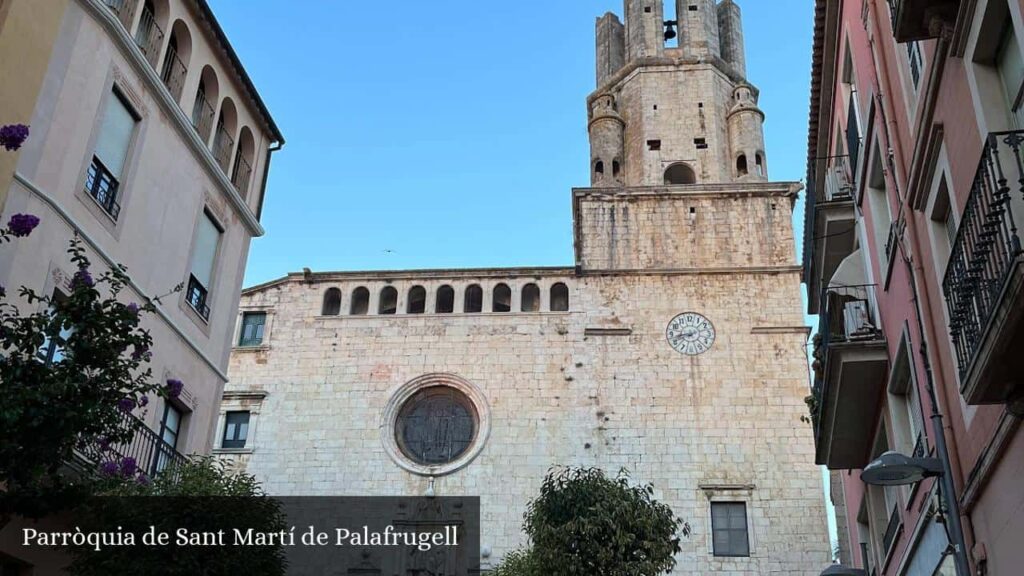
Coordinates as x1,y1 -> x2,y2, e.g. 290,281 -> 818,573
191,91 -> 215,143
212,124 -> 235,174
943,131 -> 1024,405
814,284 -> 890,469
186,274 -> 211,320
232,154 -> 252,196
133,2 -> 164,69
889,0 -> 960,43
101,0 -> 137,30
71,411 -> 187,480
807,155 -> 858,313
160,44 -> 187,102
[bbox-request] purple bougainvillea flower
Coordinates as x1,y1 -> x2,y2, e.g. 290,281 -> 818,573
98,436 -> 112,451
71,268 -> 94,289
165,378 -> 183,399
119,457 -> 138,477
126,302 -> 140,315
137,395 -> 149,408
99,460 -> 119,477
0,124 -> 29,151
117,397 -> 136,412
7,213 -> 40,237
131,344 -> 149,361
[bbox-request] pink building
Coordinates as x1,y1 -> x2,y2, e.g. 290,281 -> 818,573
805,0 -> 1024,574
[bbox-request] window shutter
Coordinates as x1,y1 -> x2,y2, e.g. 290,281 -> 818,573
95,92 -> 136,178
998,25 -> 1024,127
190,213 -> 221,289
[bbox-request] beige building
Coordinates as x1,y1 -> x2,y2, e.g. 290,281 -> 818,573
0,0 -> 282,482
220,1 -> 828,573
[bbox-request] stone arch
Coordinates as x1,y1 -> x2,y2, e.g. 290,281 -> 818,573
436,285 -> 455,314
407,286 -> 426,314
464,284 -> 483,313
232,126 -> 256,196
192,65 -> 219,141
737,154 -> 748,176
550,283 -> 570,312
213,97 -> 238,172
379,286 -> 398,315
521,283 -> 541,312
322,288 -> 341,316
160,19 -> 191,101
664,162 -> 697,185
350,287 -> 369,315
492,284 -> 511,312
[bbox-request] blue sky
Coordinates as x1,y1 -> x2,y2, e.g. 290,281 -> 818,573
208,0 -> 815,287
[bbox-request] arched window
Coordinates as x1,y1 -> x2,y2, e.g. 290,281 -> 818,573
521,283 -> 540,312
213,98 -> 238,173
755,153 -> 765,176
350,287 -> 369,315
192,66 -> 218,141
493,284 -> 511,312
612,160 -> 621,177
550,283 -> 570,312
134,0 -> 167,67
664,163 -> 697,185
379,286 -> 398,315
736,154 -> 749,176
160,20 -> 191,101
464,285 -> 483,313
436,285 -> 455,314
322,288 -> 341,316
407,286 -> 426,314
232,127 -> 255,197
595,160 -> 604,175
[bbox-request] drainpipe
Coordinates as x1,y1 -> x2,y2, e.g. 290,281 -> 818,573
255,141 -> 284,224
865,2 -> 972,574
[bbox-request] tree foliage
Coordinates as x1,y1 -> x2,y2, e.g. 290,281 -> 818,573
494,467 -> 682,576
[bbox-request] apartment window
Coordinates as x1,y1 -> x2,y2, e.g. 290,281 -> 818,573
37,290 -> 72,365
997,22 -> 1024,128
221,411 -> 250,449
86,90 -> 138,220
888,337 -> 926,464
238,312 -> 266,347
907,41 -> 924,89
928,174 -> 957,277
866,428 -> 901,566
865,142 -> 893,269
154,403 -> 182,474
711,502 -> 750,557
186,211 -> 222,321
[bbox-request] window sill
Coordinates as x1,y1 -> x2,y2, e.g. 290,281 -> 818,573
213,447 -> 253,455
233,344 -> 270,352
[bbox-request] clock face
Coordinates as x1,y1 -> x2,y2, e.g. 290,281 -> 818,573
667,312 -> 716,356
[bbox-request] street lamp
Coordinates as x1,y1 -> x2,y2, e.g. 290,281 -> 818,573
860,451 -> 944,485
819,565 -> 866,576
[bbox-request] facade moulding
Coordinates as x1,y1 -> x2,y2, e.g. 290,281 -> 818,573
588,54 -> 751,105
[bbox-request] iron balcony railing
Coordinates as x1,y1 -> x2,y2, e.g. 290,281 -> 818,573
160,45 -> 187,101
85,156 -> 122,220
191,91 -> 215,142
882,504 -> 901,558
231,153 -> 252,196
213,124 -> 235,174
133,3 -> 164,69
76,410 -> 187,480
812,284 -> 882,434
186,274 -> 211,320
101,0 -> 138,30
943,131 -> 1024,381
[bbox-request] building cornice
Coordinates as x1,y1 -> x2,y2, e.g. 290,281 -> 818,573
79,0 -> 266,237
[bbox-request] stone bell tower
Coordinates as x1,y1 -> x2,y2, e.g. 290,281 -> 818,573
589,0 -> 766,188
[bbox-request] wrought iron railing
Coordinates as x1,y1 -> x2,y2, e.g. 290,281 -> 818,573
912,430 -> 926,458
943,131 -> 1024,381
231,153 -> 252,196
191,90 -> 215,142
101,0 -> 138,30
160,45 -> 187,101
85,156 -> 122,220
213,124 -> 235,174
824,155 -> 855,201
133,4 -> 164,68
186,274 -> 211,320
76,410 -> 187,481
882,504 -> 901,557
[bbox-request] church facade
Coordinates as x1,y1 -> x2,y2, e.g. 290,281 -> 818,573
218,1 -> 830,573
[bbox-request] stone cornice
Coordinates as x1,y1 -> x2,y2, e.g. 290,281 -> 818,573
79,0 -> 265,237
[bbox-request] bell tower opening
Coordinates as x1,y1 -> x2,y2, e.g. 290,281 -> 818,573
664,162 -> 697,185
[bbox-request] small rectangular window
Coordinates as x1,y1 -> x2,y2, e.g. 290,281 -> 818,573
239,312 -> 266,347
186,211 -> 222,320
222,411 -> 250,449
37,290 -> 72,365
86,90 -> 138,220
647,139 -> 662,151
694,138 -> 708,149
154,404 -> 183,474
711,502 -> 750,557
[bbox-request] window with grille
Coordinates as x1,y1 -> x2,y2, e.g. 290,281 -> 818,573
186,210 -> 222,320
238,312 -> 266,347
86,90 -> 138,220
222,411 -> 250,449
711,502 -> 750,557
